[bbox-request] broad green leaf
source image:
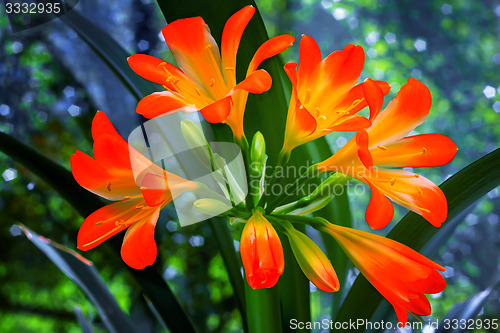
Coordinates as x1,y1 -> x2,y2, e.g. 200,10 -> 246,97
60,10 -> 157,99
12,224 -> 135,333
335,148 -> 500,329
436,280 -> 500,333
0,132 -> 197,333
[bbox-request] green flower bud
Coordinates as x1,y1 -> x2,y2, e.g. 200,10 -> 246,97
193,198 -> 232,216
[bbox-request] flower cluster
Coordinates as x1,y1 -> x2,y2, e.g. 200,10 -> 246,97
71,5 -> 457,324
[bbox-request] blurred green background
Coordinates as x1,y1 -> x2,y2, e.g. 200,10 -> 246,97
0,0 -> 499,331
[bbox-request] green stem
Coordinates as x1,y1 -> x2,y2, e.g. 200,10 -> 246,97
267,217 -> 311,332
257,151 -> 289,208
245,284 -> 281,333
265,166 -> 318,214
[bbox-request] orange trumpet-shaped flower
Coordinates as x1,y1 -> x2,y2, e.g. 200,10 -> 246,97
71,111 -> 196,269
240,209 -> 284,289
283,225 -> 339,292
128,5 -> 294,140
317,79 -> 458,229
281,35 -> 391,155
321,222 -> 446,325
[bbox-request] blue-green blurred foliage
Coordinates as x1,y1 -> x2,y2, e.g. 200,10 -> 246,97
0,0 -> 499,331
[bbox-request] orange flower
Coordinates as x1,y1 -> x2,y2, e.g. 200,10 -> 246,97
321,222 -> 446,325
317,79 -> 458,229
71,111 -> 196,269
281,35 -> 390,155
240,209 -> 284,288
128,5 -> 294,140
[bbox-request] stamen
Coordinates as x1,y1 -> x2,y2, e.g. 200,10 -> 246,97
157,62 -> 168,69
224,67 -> 235,71
135,204 -> 144,209
314,107 -> 320,117
210,78 -> 215,87
115,219 -> 125,227
124,196 -> 131,200
390,195 -> 431,213
389,178 -> 396,186
377,145 -> 388,151
195,88 -> 201,96
81,226 -> 123,248
95,221 -> 104,225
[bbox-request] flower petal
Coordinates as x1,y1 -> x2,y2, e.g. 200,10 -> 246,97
328,115 -> 371,132
363,78 -> 385,121
356,130 -> 373,169
301,44 -> 365,111
283,62 -> 298,86
370,134 -> 458,168
77,199 -> 143,250
365,178 -> 394,229
247,34 -> 295,73
162,17 -> 224,91
365,169 -> 447,227
334,80 -> 391,116
136,91 -> 196,119
233,69 -> 272,94
297,34 -> 322,86
128,54 -> 182,87
120,206 -> 161,269
367,78 -> 432,146
200,96 -> 232,123
92,111 -> 120,141
221,5 -> 255,86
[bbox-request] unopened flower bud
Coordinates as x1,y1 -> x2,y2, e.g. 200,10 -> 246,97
284,226 -> 339,292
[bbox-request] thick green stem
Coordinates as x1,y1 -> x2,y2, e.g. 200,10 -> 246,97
245,284 -> 282,333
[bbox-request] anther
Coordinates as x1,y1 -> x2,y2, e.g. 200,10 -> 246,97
210,78 -> 215,87
135,204 -> 144,209
225,67 -> 235,71
422,147 -> 426,154
95,221 -> 104,225
115,219 -> 125,227
389,178 -> 396,186
195,88 -> 201,96
377,145 -> 388,151
107,183 -> 112,191
124,196 -> 131,200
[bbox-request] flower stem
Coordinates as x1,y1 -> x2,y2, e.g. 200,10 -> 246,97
244,284 -> 282,333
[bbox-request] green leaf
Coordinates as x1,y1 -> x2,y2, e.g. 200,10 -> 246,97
59,10 -> 157,99
436,280 -> 500,333
335,148 -> 500,329
0,131 -> 102,217
12,224 -> 135,333
74,305 -> 95,333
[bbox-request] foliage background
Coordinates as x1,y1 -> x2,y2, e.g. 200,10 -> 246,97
0,0 -> 499,331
